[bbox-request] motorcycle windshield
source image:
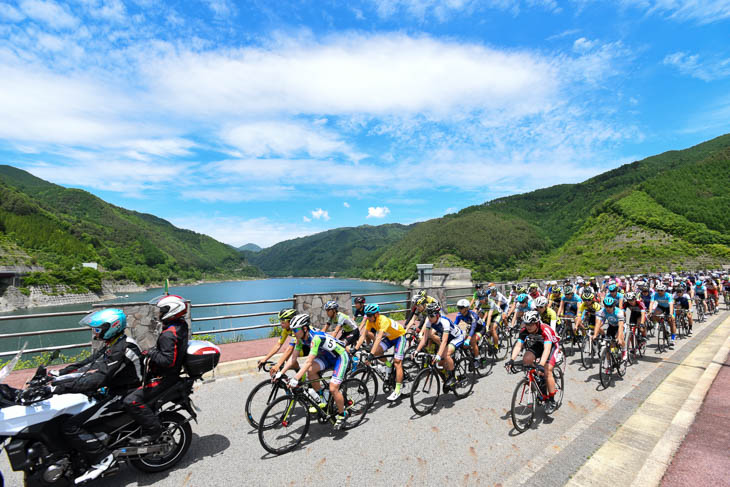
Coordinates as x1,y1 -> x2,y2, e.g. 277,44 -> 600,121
0,342 -> 27,383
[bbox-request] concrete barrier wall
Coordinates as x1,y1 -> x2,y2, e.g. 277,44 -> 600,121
294,291 -> 351,328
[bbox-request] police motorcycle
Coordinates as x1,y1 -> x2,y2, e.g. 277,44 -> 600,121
0,340 -> 220,486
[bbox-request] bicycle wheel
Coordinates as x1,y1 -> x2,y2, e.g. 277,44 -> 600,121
410,368 -> 440,416
580,336 -> 594,369
495,329 -> 510,360
401,355 -> 420,394
339,378 -> 370,430
246,379 -> 290,429
656,321 -> 666,353
452,357 -> 475,399
350,368 -> 378,407
627,332 -> 638,365
551,366 -> 564,410
510,378 -> 536,433
616,348 -> 627,377
599,346 -> 613,388
258,396 -> 310,455
475,338 -> 494,377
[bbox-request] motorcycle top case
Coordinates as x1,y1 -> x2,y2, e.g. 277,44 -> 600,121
184,340 -> 221,376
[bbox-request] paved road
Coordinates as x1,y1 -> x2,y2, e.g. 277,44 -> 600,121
2,311 -> 728,487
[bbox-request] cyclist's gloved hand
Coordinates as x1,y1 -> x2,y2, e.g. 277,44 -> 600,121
288,378 -> 299,388
464,339 -> 471,347
433,354 -> 442,363
274,372 -> 283,381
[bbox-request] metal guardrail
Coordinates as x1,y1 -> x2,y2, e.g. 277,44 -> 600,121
0,287 -> 475,357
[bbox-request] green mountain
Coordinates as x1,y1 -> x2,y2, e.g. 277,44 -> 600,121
0,166 -> 262,290
247,224 -> 413,277
250,134 -> 730,281
238,243 -> 263,252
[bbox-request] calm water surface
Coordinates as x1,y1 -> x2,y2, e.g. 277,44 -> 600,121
0,279 -> 407,358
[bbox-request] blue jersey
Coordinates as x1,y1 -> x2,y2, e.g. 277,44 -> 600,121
561,294 -> 581,316
425,316 -> 464,341
516,299 -> 535,313
674,293 -> 691,309
640,291 -> 652,308
694,284 -> 706,295
453,310 -> 483,337
651,292 -> 673,308
598,307 -> 624,328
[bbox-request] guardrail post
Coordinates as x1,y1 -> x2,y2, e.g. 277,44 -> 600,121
294,291 -> 351,328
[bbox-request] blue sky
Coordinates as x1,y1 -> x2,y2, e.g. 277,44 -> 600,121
0,1 -> 728,248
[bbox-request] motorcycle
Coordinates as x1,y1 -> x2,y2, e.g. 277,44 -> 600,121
0,340 -> 221,486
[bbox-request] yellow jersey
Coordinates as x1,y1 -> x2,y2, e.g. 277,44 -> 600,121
368,315 -> 406,340
578,302 -> 601,315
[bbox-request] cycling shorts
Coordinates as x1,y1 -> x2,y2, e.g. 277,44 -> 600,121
447,335 -> 464,350
627,310 -> 644,325
655,305 -> 673,317
378,335 -> 407,360
695,292 -> 706,300
314,353 -> 349,385
525,343 -> 560,366
340,328 -> 360,347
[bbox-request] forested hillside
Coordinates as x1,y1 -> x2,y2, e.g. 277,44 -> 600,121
251,134 -> 730,281
0,166 -> 261,291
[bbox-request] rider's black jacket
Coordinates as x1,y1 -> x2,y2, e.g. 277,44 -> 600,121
147,318 -> 188,377
57,335 -> 144,394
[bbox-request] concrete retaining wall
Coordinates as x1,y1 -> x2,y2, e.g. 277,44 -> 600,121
294,291 -> 351,328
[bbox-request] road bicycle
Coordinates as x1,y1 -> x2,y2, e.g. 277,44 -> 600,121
625,320 -> 647,365
409,351 -> 475,416
695,297 -> 706,322
257,375 -> 370,455
245,361 -> 292,429
507,362 -> 564,433
675,308 -> 691,338
724,290 -> 730,311
349,349 -> 419,406
652,313 -> 671,353
597,335 -> 627,388
558,317 -> 579,357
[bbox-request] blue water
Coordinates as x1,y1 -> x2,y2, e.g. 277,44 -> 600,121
0,278 -> 407,358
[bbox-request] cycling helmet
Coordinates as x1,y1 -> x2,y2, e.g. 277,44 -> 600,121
290,314 -> 310,330
581,290 -> 595,301
278,308 -> 296,321
564,284 -> 575,294
364,303 -> 380,314
415,296 -> 428,306
150,294 -> 187,323
656,283 -> 667,292
324,300 -> 339,311
488,283 -> 496,291
534,296 -> 548,308
426,302 -> 441,316
80,308 -> 127,341
603,296 -> 616,307
551,286 -> 562,295
625,292 -> 637,300
416,290 -> 427,298
695,281 -> 703,287
354,296 -> 366,304
607,284 -> 618,292
528,283 -> 538,290
522,310 -> 540,325
477,289 -> 488,298
456,299 -> 470,309
516,293 -> 529,303
516,285 -> 527,294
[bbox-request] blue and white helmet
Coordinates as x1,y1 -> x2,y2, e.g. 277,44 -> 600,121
80,308 -> 126,341
324,300 -> 339,311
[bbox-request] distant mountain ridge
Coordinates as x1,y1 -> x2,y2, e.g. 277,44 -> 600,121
238,243 -> 262,252
0,166 -> 262,288
249,134 -> 730,281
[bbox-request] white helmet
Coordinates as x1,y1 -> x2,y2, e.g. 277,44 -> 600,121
456,299 -> 470,308
150,295 -> 187,323
534,296 -> 548,308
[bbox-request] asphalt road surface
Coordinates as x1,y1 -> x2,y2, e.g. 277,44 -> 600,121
2,311 -> 727,487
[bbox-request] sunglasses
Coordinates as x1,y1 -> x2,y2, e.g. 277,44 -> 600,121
366,313 -> 376,317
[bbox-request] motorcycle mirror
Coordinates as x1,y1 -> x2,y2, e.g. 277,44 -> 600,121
0,342 -> 28,383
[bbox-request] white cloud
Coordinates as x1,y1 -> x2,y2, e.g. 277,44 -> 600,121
184,185 -> 295,202
622,0 -> 730,24
202,0 -> 235,17
302,216 -> 311,222
0,2 -> 25,21
343,202 -> 350,208
572,37 -> 598,53
222,120 -> 362,160
367,206 -> 390,218
19,0 -> 79,29
167,215 -> 317,248
311,208 -> 330,221
663,51 -> 730,81
369,0 -> 559,20
80,0 -> 126,22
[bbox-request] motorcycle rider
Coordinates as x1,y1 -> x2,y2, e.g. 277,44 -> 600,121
123,295 -> 189,446
50,308 -> 144,483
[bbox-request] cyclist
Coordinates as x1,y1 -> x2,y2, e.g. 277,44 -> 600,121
722,275 -> 730,306
649,283 -> 676,349
353,296 -> 367,326
548,286 -> 563,311
280,314 -> 350,429
535,296 -> 559,333
592,296 -> 626,360
576,290 -> 601,335
413,303 -> 464,389
673,284 -> 693,335
693,280 -> 707,315
321,301 -> 360,348
480,293 -> 505,353
505,310 -> 560,410
258,308 -> 297,370
509,293 -> 534,329
468,283 -> 484,309
622,291 -> 647,343
527,283 -> 542,299
405,293 -> 439,334
487,283 -> 510,314
355,303 -> 407,401
705,276 -> 720,312
606,284 -> 625,309
454,299 -> 485,369
558,284 -> 580,319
